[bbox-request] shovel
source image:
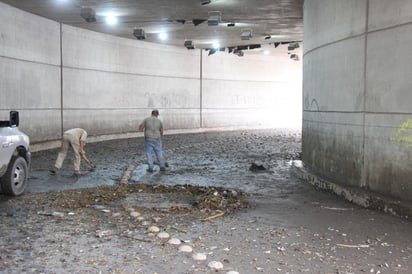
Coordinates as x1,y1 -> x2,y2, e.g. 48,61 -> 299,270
81,151 -> 96,171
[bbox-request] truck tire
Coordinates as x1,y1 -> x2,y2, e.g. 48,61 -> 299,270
0,156 -> 28,196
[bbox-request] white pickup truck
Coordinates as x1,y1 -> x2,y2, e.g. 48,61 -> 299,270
0,111 -> 30,196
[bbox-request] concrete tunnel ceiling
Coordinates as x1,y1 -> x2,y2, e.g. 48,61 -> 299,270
0,0 -> 304,55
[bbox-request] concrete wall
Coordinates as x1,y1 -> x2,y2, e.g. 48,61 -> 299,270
0,2 -> 302,147
202,50 -> 302,128
61,25 -> 201,137
303,0 -> 412,202
0,3 -> 61,142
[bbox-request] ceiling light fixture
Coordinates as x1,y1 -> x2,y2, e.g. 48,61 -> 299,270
248,44 -> 261,49
105,14 -> 118,25
158,33 -> 168,40
208,48 -> 216,56
80,7 -> 96,23
192,19 -> 206,26
133,28 -> 146,40
184,40 -> 195,49
237,45 -> 248,50
290,54 -> 299,61
233,49 -> 244,57
201,0 -> 212,5
288,42 -> 299,51
240,30 -> 252,40
208,11 -> 221,26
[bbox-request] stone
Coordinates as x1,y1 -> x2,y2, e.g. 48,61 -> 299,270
179,245 -> 193,253
157,231 -> 170,239
148,226 -> 160,233
130,211 -> 141,217
208,261 -> 224,270
192,253 -> 207,261
168,238 -> 181,245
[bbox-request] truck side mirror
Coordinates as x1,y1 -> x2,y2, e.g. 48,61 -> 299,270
10,111 -> 19,127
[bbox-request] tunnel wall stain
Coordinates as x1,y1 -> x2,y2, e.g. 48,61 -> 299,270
303,0 -> 412,202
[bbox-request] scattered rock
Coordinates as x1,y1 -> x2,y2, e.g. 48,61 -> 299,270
179,245 -> 193,253
168,238 -> 181,245
208,261 -> 224,270
148,226 -> 160,233
96,230 -> 112,238
157,231 -> 170,239
130,211 -> 141,217
192,253 -> 207,261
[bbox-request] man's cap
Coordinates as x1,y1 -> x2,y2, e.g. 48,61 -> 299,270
151,109 -> 159,115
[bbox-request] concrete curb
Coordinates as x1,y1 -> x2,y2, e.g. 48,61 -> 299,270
291,160 -> 412,221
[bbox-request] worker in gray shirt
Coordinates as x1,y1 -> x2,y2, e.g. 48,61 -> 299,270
139,109 -> 166,172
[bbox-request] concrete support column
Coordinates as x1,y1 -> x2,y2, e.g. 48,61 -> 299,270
303,0 -> 412,202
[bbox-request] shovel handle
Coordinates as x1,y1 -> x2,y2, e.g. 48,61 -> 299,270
81,152 -> 95,168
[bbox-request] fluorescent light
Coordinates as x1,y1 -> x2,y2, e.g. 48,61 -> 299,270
212,41 -> 220,49
158,33 -> 168,41
105,14 -> 118,25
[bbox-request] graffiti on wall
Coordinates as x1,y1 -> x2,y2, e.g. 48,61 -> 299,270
391,119 -> 412,147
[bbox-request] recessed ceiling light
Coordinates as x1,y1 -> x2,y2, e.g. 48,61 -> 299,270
105,14 -> 118,25
263,50 -> 270,55
158,33 -> 168,41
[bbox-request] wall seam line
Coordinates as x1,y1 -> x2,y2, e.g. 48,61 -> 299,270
361,0 -> 370,188
60,23 -> 64,137
303,15 -> 412,58
63,65 -> 200,80
0,55 -> 60,67
200,49 -> 203,128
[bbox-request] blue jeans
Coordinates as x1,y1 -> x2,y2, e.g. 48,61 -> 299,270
144,138 -> 164,169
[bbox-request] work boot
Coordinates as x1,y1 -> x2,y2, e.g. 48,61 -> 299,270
147,167 -> 154,173
160,167 -> 166,171
49,167 -> 57,175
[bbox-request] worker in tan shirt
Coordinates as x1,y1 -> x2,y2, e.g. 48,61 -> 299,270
50,128 -> 88,176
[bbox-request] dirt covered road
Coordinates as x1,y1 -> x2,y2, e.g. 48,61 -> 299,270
1,129 -> 411,273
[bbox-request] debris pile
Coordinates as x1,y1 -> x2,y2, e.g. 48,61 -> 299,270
197,188 -> 245,213
17,183 -> 249,214
249,162 -> 266,172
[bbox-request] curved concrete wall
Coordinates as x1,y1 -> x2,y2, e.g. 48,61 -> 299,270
0,2 -> 302,146
303,0 -> 412,202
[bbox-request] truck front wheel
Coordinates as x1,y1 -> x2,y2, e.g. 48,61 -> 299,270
0,156 -> 28,196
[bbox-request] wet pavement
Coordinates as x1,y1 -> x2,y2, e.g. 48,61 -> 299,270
2,129 -> 412,273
